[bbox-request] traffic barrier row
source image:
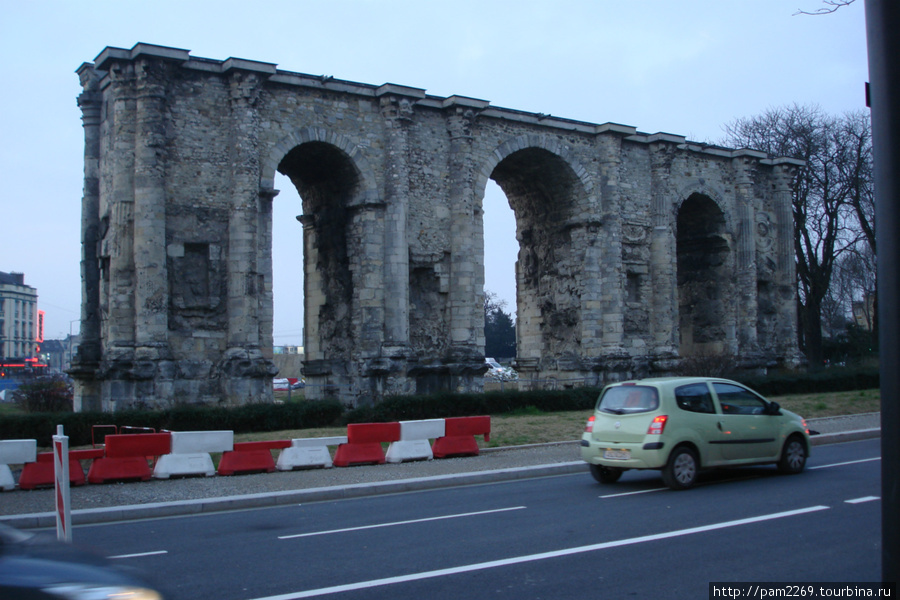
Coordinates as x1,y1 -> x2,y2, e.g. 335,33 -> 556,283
0,416 -> 491,491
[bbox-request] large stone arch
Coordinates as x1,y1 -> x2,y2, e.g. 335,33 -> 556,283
478,136 -> 597,380
70,44 -> 802,410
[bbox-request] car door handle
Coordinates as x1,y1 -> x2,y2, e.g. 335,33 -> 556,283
717,421 -> 723,431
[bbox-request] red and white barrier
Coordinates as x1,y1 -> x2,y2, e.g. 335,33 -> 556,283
333,422 -> 401,467
87,432 -> 172,484
276,436 -> 347,470
386,419 -> 445,463
217,440 -> 291,475
0,439 -> 36,491
18,448 -> 104,490
153,431 -> 233,479
432,416 -> 491,458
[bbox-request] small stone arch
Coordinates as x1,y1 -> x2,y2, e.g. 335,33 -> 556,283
676,192 -> 737,357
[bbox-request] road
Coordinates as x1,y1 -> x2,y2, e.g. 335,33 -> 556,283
71,438 -> 881,600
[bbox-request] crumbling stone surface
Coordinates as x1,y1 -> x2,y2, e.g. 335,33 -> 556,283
71,44 -> 802,410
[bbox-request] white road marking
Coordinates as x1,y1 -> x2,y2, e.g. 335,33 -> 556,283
278,506 -> 527,540
107,550 -> 168,559
845,496 -> 880,504
809,457 -> 880,470
599,487 -> 667,498
251,505 -> 830,600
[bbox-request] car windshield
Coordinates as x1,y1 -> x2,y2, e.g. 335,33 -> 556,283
598,385 -> 659,414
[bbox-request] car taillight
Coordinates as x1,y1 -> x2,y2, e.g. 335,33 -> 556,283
647,415 -> 668,435
585,415 -> 595,433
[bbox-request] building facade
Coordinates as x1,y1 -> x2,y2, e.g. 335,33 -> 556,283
0,272 -> 40,363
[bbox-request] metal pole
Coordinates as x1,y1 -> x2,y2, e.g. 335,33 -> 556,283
864,0 -> 899,583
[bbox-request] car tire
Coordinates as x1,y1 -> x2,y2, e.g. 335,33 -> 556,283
590,464 -> 623,484
662,446 -> 699,490
777,435 -> 808,474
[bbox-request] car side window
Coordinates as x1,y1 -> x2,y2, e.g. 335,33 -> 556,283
674,383 -> 715,414
598,386 -> 659,414
712,383 -> 767,415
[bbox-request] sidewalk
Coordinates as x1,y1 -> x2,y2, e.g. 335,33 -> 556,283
0,413 -> 880,530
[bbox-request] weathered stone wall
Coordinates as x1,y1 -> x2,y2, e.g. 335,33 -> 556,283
71,43 -> 802,410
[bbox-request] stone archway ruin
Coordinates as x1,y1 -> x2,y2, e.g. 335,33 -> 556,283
70,43 -> 802,410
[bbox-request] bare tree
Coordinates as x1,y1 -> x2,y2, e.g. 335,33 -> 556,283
794,0 -> 856,16
832,243 -> 877,328
723,105 -> 873,368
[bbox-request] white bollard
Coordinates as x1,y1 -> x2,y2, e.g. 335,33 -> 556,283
0,439 -> 37,491
53,425 -> 71,543
152,431 -> 233,479
276,436 -> 348,470
386,419 -> 445,463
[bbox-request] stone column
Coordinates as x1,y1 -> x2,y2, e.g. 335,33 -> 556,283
648,142 -> 678,356
593,134 -> 625,357
71,64 -> 103,411
132,58 -> 169,359
258,187 -> 277,358
772,162 -> 801,363
300,213 -> 323,362
732,156 -> 759,355
377,86 -> 420,354
445,98 -> 487,364
105,61 -> 137,362
222,67 -> 277,401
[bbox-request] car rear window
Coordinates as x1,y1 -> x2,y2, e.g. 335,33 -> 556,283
598,385 -> 659,414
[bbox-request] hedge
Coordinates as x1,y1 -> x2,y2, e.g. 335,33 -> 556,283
1,367 -> 878,448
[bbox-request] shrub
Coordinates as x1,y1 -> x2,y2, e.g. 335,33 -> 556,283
13,375 -> 74,413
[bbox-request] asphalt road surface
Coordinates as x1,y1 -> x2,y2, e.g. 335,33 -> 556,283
69,438 -> 882,600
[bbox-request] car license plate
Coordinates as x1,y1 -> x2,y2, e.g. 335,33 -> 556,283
603,448 -> 630,460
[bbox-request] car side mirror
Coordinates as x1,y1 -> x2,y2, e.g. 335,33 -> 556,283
766,401 -> 782,415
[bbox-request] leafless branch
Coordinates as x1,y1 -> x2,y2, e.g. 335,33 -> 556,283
794,0 -> 856,16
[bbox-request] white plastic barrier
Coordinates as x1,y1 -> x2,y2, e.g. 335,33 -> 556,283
276,436 -> 348,470
152,431 -> 233,479
385,419 -> 445,463
0,439 -> 37,491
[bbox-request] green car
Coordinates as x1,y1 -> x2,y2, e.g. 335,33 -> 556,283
580,377 -> 810,490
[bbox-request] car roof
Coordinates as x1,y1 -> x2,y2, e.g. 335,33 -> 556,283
605,376 -> 740,389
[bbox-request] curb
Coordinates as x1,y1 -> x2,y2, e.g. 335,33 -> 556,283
810,428 -> 880,446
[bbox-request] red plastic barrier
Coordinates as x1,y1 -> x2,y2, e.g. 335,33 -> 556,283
18,448 -> 104,490
87,432 -> 172,484
217,440 -> 291,476
432,416 -> 491,458
333,422 -> 401,467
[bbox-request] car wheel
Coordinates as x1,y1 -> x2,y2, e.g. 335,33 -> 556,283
662,446 -> 699,490
778,435 -> 807,474
590,464 -> 623,484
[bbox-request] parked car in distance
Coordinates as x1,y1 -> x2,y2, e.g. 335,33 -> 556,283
0,524 -> 166,599
580,377 -> 810,490
484,358 -> 518,381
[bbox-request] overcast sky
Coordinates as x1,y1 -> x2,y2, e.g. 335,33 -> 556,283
0,0 -> 868,347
